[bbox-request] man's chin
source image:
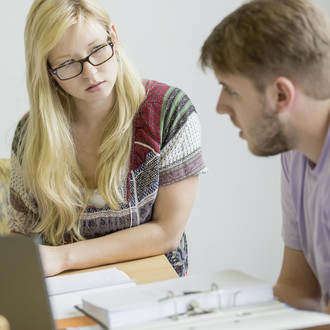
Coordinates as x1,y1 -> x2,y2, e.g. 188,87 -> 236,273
248,143 -> 289,157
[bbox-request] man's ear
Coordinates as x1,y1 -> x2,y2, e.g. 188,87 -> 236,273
272,76 -> 296,113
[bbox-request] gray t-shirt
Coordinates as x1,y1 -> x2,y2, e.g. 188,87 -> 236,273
281,125 -> 330,311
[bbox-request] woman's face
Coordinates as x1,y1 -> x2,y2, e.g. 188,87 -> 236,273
48,18 -> 118,111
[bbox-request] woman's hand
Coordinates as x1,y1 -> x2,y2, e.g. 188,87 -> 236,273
37,175 -> 199,275
38,244 -> 67,277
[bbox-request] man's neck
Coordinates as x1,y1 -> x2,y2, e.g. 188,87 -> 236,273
295,99 -> 330,164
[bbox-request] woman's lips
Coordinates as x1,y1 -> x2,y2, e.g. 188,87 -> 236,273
86,81 -> 105,93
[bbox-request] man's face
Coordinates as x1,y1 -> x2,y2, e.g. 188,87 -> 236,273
214,72 -> 290,156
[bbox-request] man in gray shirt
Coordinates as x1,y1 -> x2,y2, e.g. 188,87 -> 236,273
200,0 -> 330,313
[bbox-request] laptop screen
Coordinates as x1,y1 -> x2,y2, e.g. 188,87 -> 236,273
0,235 -> 56,330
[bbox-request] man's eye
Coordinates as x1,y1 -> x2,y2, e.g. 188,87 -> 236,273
224,87 -> 236,96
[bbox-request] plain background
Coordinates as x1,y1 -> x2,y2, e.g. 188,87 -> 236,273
1,0 -> 329,285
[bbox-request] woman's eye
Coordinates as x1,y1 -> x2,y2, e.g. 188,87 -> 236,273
92,44 -> 104,52
60,59 -> 75,66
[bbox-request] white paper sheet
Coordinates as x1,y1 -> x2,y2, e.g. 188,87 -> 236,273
46,267 -> 136,320
46,267 -> 134,295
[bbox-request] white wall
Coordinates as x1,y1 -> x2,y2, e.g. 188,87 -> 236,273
1,0 -> 329,285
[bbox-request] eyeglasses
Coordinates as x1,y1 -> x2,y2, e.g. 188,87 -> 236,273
48,39 -> 115,81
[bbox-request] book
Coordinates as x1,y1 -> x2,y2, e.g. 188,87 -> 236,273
77,269 -> 276,328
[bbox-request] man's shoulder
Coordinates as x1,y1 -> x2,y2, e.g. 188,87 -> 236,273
281,149 -> 306,170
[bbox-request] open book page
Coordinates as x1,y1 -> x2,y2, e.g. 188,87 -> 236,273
46,267 -> 136,320
80,269 -> 274,328
46,267 -> 134,295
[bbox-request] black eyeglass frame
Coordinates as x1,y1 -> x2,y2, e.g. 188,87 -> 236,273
48,39 -> 115,81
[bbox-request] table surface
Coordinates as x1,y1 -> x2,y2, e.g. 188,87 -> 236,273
55,254 -> 178,329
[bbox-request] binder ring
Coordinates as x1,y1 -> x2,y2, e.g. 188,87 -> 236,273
167,290 -> 180,320
211,282 -> 224,310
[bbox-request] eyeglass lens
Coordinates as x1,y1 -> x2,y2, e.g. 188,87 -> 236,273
55,43 -> 114,80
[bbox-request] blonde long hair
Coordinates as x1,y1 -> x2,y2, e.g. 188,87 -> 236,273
21,0 -> 145,245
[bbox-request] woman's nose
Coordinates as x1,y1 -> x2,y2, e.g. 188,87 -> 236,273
82,61 -> 97,78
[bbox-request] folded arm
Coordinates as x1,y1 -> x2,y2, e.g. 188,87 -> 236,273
38,175 -> 199,276
273,246 -> 322,312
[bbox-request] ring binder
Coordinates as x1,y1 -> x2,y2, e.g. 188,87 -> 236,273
159,290 -> 180,320
158,282 -> 240,320
76,269 -> 330,329
187,300 -> 207,316
78,269 -> 280,329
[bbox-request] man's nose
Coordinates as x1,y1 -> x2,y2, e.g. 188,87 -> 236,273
216,91 -> 231,115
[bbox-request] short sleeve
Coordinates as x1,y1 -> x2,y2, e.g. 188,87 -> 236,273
159,88 -> 207,185
281,152 -> 302,250
7,116 -> 39,234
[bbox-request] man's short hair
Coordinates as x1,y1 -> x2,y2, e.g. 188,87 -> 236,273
200,0 -> 330,99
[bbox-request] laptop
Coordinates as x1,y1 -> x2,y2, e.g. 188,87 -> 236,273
0,235 -> 56,330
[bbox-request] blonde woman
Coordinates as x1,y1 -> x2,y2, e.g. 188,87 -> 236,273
8,0 -> 206,277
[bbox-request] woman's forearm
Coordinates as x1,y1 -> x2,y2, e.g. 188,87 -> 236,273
40,220 -> 180,276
